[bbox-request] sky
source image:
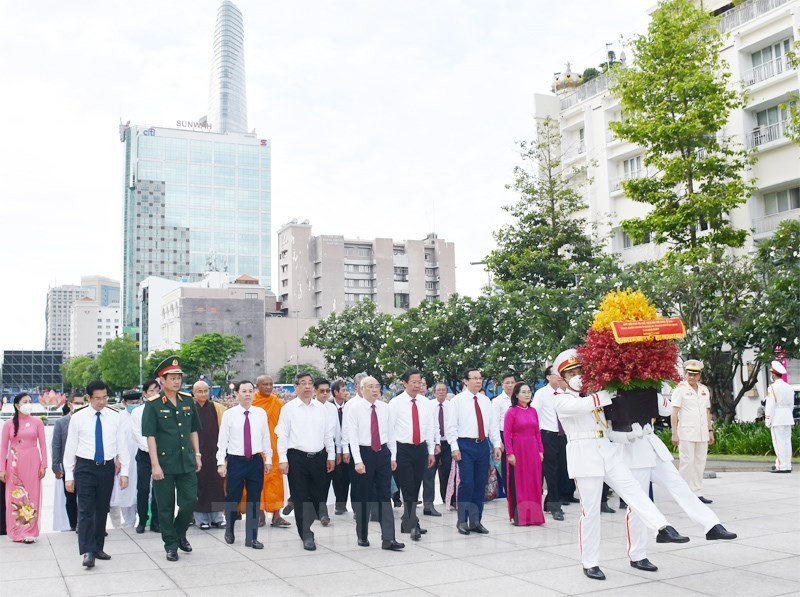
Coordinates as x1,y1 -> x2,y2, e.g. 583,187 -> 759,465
0,0 -> 656,350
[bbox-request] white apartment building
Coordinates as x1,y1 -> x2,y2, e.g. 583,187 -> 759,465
277,220 -> 457,319
533,0 -> 800,420
69,298 -> 121,357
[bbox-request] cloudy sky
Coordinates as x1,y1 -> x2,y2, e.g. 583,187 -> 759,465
0,0 -> 655,350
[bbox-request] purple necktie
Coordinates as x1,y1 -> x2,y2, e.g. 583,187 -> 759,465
371,405 -> 381,452
438,403 -> 445,438
474,396 -> 486,441
244,410 -> 252,458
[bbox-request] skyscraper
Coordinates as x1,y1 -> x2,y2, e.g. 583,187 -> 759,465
208,1 -> 248,134
120,1 -> 270,334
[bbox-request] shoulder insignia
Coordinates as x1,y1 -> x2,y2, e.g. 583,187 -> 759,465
147,394 -> 160,401
73,404 -> 90,413
105,405 -> 120,413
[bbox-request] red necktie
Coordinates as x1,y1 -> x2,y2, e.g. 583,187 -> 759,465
438,403 -> 445,438
411,398 -> 421,445
474,396 -> 485,441
244,410 -> 252,458
371,405 -> 381,452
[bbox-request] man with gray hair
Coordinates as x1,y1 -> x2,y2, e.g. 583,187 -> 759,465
192,380 -> 226,529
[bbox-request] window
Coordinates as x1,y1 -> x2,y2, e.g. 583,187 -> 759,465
751,39 -> 791,72
245,292 -> 258,300
623,156 -> 643,179
394,293 -> 410,309
764,187 -> 800,216
623,231 -> 651,249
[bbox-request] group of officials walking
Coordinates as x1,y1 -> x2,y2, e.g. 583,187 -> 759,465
55,351 -> 797,581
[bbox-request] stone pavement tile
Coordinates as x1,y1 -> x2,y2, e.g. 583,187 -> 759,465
290,568 -> 414,597
377,558 -> 501,588
0,559 -> 64,581
741,555 -> 800,583
65,569 -> 178,597
417,536 -> 520,558
601,551 -> 724,580
259,551 -> 369,578
163,560 -> 277,588
58,551 -> 159,577
152,545 -> 249,568
737,532 -> 800,556
514,563 -> 649,594
123,591 -> 187,597
663,568 -> 800,597
355,589 -> 436,597
0,577 -> 70,596
730,515 -> 800,535
425,574 -> 565,597
231,539 -> 318,561
335,542 -> 451,566
579,581 -> 709,597
668,540 -> 781,567
462,549 -> 575,576
50,537 -> 145,558
0,541 -> 56,563
183,578 -> 304,597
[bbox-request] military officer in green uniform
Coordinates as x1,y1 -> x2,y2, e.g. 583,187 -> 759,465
141,356 -> 202,561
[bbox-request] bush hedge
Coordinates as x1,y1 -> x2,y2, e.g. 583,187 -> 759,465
655,422 -> 800,457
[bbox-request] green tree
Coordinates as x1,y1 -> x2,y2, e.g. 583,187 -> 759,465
275,363 -> 325,384
610,0 -> 753,261
180,332 -> 246,384
485,116 -> 615,289
301,299 -> 392,386
96,337 -> 140,393
61,355 -> 100,391
784,34 -> 799,143
144,348 -> 178,381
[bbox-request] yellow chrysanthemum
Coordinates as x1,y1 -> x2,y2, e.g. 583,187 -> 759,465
591,289 -> 659,330
11,488 -> 26,499
19,504 -> 36,522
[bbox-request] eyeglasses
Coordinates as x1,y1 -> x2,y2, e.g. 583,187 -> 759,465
467,377 -> 483,381
318,389 -> 331,393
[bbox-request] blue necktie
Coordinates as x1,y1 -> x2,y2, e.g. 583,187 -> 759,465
95,411 -> 104,464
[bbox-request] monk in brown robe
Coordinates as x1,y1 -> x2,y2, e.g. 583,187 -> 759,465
192,380 -> 227,529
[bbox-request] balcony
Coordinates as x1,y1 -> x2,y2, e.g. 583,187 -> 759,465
559,73 -> 613,111
563,141 -> 586,160
753,208 -> 800,236
746,120 -> 790,148
742,56 -> 793,86
609,168 -> 652,194
718,0 -> 792,32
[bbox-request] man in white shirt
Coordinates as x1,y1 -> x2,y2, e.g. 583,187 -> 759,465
766,360 -> 795,473
132,378 -> 160,534
314,377 -> 339,525
330,380 -> 351,515
423,382 -> 453,516
531,366 -> 567,521
347,376 -> 404,551
445,368 -> 503,536
389,369 -> 436,541
217,380 -> 271,549
492,373 -> 516,499
275,371 -> 336,551
109,390 -> 141,529
64,379 -> 130,569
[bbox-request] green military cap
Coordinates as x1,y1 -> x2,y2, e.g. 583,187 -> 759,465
155,355 -> 183,378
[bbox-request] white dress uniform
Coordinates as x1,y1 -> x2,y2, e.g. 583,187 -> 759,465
608,396 -> 721,562
672,380 -> 712,495
766,362 -> 795,472
109,408 -> 139,528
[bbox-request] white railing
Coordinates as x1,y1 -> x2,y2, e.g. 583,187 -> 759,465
718,0 -> 792,32
753,208 -> 800,235
742,56 -> 791,86
559,73 -> 613,110
606,129 -> 619,144
746,120 -> 790,148
563,141 -> 586,159
609,167 -> 655,193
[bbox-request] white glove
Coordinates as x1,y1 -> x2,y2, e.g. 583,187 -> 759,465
625,422 -> 643,440
642,423 -> 654,435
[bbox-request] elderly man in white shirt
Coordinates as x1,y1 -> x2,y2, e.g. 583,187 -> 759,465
217,380 -> 271,549
64,379 -> 130,569
423,382 -> 453,516
766,360 -> 795,473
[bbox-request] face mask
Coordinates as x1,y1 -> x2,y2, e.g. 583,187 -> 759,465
20,403 -> 33,415
126,404 -> 139,413
567,375 -> 584,394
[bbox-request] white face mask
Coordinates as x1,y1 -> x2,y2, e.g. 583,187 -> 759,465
20,403 -> 34,415
567,375 -> 584,394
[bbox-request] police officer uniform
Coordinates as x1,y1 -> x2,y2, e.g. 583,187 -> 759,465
671,360 -> 713,498
141,357 -> 201,561
552,349 -> 689,580
766,361 -> 794,473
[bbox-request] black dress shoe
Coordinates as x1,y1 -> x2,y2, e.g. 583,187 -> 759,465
410,527 -> 421,541
770,469 -> 791,473
335,508 -> 347,515
178,538 -> 192,552
601,503 -> 616,514
552,510 -> 565,521
698,496 -> 713,504
469,523 -> 489,534
320,516 -> 331,527
135,524 -> 145,534
94,550 -> 111,560
423,506 -> 442,517
282,501 -> 294,515
565,496 -> 580,504
303,537 -> 316,551
166,550 -> 179,562
358,539 -> 370,547
150,524 -> 160,533
225,529 -> 235,544
382,540 -> 405,551
82,553 -> 95,568
456,522 -> 471,535
706,524 -> 737,540
245,539 -> 264,549
630,558 -> 658,572
656,525 -> 690,543
583,566 -> 605,580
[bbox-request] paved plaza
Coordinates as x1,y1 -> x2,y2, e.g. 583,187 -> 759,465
1,467 -> 798,597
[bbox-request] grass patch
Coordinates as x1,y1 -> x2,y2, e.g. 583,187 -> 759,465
656,422 -> 800,457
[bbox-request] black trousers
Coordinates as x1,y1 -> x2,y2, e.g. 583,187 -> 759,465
62,477 -> 78,528
332,458 -> 350,510
136,450 -> 159,527
352,445 -> 395,542
74,457 -> 115,555
225,454 -> 264,541
423,440 -> 452,507
498,431 -> 507,497
541,431 -> 566,512
395,443 -> 427,531
286,449 -> 328,540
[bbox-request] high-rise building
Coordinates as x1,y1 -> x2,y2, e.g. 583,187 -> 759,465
70,298 -> 121,357
277,220 -> 457,318
45,285 -> 88,355
209,1 -> 248,134
121,1 -> 270,335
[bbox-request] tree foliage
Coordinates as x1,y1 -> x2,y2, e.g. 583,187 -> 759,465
180,332 -> 246,384
275,363 -> 325,385
95,337 -> 139,393
144,349 -> 177,381
61,355 -> 100,391
610,0 -> 753,261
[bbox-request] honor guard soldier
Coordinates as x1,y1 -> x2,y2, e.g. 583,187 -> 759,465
766,361 -> 794,473
552,349 -> 689,581
141,356 -> 202,562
